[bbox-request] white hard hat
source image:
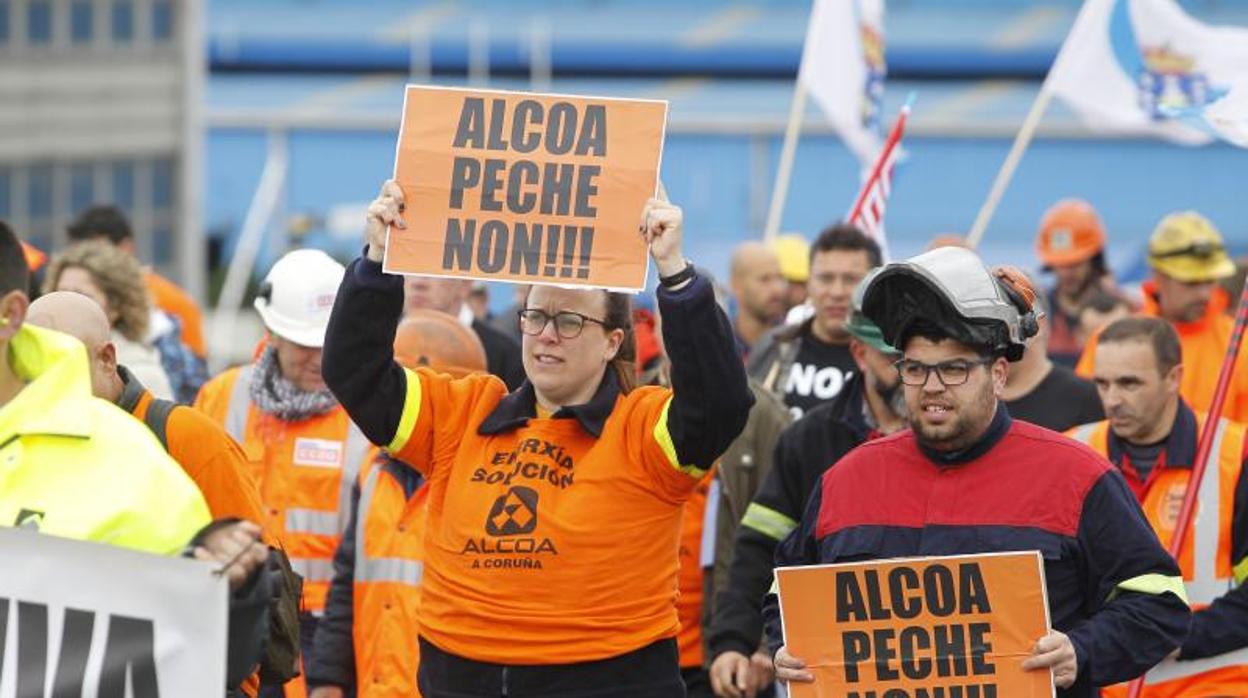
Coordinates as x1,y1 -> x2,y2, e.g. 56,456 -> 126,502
254,249 -> 345,348
861,246 -> 1040,362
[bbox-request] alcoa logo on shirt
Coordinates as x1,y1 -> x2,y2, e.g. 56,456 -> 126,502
485,486 -> 539,536
293,438 -> 344,468
462,486 -> 558,569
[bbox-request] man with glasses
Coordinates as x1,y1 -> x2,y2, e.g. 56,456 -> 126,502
708,284 -> 904,698
1076,211 -> 1248,424
766,247 -> 1190,697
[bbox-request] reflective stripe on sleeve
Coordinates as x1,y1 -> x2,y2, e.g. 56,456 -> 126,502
741,503 -> 799,542
386,367 -> 423,454
1111,573 -> 1190,604
652,397 -> 707,479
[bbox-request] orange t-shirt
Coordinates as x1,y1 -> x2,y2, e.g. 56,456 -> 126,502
145,270 -> 206,358
388,368 -> 705,664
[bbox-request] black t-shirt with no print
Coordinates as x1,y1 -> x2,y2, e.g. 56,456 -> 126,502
1005,362 -> 1105,433
781,325 -> 856,420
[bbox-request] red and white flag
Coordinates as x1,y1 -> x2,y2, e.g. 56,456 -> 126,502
847,98 -> 911,259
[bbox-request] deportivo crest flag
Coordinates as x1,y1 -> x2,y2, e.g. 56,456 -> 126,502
1048,0 -> 1248,146
799,0 -> 887,167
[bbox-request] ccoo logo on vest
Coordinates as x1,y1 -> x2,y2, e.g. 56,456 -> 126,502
486,486 -> 539,536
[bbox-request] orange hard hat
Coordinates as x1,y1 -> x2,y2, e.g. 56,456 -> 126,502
1036,199 -> 1106,268
394,309 -> 488,378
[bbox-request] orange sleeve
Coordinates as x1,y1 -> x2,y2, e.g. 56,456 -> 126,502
389,367 -> 507,478
167,406 -> 269,536
623,387 -> 706,505
146,271 -> 207,358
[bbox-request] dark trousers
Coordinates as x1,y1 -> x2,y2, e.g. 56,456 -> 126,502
680,667 -> 711,698
418,636 -> 687,698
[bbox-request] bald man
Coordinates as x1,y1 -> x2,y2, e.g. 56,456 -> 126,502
730,242 -> 787,355
28,292 -> 269,527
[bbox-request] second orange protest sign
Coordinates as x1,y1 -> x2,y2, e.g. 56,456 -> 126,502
777,551 -> 1054,698
386,85 -> 668,291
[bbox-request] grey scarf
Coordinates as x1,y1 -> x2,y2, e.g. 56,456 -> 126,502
248,347 -> 338,421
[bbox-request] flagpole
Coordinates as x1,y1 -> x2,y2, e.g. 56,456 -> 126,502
965,0 -> 1104,249
964,84 -> 1056,249
764,82 -> 808,242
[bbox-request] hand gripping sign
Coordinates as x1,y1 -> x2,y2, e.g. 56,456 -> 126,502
0,528 -> 228,697
385,85 -> 669,292
777,551 -> 1054,698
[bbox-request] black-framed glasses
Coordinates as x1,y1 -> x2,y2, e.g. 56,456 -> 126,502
518,308 -> 607,339
893,357 -> 993,387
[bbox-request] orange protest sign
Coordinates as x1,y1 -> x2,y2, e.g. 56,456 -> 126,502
776,551 -> 1053,698
385,85 -> 669,292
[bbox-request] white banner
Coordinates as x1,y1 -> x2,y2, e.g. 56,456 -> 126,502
799,0 -> 887,167
1049,0 -> 1248,145
0,528 -> 227,697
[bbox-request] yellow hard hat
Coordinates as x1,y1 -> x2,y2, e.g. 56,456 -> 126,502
1148,211 -> 1235,283
770,233 -> 810,283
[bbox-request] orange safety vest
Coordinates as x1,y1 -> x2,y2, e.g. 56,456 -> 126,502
1068,415 -> 1248,697
352,457 -> 427,697
1076,284 -> 1248,425
195,365 -> 371,610
676,471 -> 713,670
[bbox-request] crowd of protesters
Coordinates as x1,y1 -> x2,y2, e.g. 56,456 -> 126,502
3,186 -> 1247,698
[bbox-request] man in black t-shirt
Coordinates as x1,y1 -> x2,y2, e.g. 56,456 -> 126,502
1003,289 -> 1103,431
747,224 -> 879,419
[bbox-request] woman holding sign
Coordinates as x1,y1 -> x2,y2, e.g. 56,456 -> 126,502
321,180 -> 753,697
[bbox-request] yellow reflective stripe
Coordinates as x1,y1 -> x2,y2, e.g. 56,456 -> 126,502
1233,557 -> 1248,586
741,503 -> 798,542
652,397 -> 706,478
1111,573 -> 1189,604
386,367 -> 423,454
768,577 -> 779,594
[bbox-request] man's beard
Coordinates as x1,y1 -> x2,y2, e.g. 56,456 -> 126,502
908,386 -> 996,453
873,378 -> 908,419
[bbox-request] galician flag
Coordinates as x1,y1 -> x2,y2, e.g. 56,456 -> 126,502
1048,0 -> 1248,146
799,0 -> 887,167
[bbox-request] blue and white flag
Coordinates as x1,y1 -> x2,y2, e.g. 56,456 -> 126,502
799,0 -> 887,167
1048,0 -> 1248,146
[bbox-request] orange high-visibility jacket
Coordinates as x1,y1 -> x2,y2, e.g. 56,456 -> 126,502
195,365 -> 372,613
1069,407 -> 1248,697
352,456 -> 428,697
119,366 -> 268,531
1076,283 -> 1248,424
145,270 -> 207,358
